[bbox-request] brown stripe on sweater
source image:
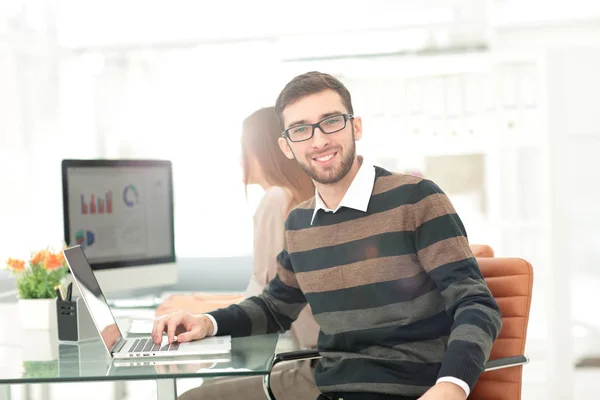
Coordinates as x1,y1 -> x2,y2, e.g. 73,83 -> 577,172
416,236 -> 472,272
413,193 -> 457,227
413,193 -> 456,228
372,173 -> 422,196
276,262 -> 300,288
296,254 -> 422,294
287,205 -> 413,252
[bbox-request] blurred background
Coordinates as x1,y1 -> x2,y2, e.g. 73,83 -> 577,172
1,0 -> 599,398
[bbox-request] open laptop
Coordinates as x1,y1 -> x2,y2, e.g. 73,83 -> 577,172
63,245 -> 231,360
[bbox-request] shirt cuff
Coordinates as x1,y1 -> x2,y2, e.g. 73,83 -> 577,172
203,314 -> 218,336
436,377 -> 470,398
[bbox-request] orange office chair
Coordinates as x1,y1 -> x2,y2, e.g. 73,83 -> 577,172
469,257 -> 533,400
264,257 -> 533,400
470,244 -> 495,258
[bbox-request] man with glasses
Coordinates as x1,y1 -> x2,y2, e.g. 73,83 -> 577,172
153,71 -> 502,400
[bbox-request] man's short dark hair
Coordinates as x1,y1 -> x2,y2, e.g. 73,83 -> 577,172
275,71 -> 354,128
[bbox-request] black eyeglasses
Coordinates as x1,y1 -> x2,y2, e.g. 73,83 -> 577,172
282,114 -> 354,143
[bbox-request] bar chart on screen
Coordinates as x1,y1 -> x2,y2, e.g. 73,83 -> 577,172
81,191 -> 113,215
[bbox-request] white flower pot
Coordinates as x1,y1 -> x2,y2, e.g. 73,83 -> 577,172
18,298 -> 58,332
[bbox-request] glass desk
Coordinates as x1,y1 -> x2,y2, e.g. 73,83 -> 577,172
0,303 -> 279,400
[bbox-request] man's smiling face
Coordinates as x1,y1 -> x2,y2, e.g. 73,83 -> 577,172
279,89 -> 361,184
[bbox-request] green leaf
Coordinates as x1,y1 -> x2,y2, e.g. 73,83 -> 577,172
16,265 -> 67,299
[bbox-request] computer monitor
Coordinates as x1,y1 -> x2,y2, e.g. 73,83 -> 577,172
61,159 -> 177,294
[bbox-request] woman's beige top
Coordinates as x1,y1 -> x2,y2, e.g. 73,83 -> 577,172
244,186 -> 320,349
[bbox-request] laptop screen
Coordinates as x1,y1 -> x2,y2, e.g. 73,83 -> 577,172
63,245 -> 124,353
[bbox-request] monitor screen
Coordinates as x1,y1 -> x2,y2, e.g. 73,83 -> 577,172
62,159 -> 175,270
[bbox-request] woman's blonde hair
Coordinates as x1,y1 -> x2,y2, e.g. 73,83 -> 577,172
241,107 -> 314,207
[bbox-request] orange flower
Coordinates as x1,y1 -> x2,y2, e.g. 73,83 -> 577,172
30,250 -> 49,266
56,251 -> 65,265
6,258 -> 25,272
44,253 -> 65,271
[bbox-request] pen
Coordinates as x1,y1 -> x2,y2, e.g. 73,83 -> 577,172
59,285 -> 67,301
54,285 -> 63,301
66,282 -> 73,301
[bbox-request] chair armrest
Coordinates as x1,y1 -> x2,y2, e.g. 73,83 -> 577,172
272,349 -> 322,366
263,350 -> 322,400
267,352 -> 528,370
484,355 -> 529,371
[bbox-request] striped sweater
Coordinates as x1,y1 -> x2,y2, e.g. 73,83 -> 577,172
209,166 -> 502,397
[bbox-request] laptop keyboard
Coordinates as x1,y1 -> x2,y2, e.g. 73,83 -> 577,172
128,338 -> 179,353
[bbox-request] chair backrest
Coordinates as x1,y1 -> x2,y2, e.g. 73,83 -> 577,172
470,244 -> 495,258
470,258 -> 534,400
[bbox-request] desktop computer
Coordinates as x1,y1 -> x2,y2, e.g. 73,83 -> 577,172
61,159 -> 177,295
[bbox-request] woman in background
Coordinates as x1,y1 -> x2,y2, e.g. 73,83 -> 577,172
159,106 -> 321,400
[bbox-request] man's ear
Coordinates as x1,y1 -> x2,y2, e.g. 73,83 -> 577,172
278,137 -> 295,160
352,116 -> 363,141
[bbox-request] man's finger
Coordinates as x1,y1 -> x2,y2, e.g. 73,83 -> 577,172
167,315 -> 183,344
176,327 -> 199,343
152,317 -> 167,344
175,332 -> 192,343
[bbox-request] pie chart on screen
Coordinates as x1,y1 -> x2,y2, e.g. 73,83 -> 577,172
123,184 -> 139,207
75,230 -> 95,248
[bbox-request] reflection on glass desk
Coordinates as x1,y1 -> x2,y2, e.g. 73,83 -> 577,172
0,299 -> 279,400
0,294 -> 279,400
0,334 -> 279,384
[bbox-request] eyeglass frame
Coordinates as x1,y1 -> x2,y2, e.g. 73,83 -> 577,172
281,113 -> 354,142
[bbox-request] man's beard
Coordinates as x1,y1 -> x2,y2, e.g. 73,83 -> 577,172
299,139 -> 356,185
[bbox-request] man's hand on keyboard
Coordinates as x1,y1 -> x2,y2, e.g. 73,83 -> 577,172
152,311 -> 214,345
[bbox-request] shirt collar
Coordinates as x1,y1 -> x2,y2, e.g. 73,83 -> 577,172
311,157 -> 376,225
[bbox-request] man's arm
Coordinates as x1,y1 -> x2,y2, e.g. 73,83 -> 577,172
207,242 -> 307,337
411,179 -> 502,392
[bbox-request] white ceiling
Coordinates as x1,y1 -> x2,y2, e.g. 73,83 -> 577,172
493,0 -> 600,26
53,0 -> 487,48
5,0 -> 600,50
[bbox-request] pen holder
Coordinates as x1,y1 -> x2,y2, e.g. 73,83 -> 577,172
56,297 -> 97,343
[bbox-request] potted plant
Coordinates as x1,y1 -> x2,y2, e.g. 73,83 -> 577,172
5,248 -> 68,331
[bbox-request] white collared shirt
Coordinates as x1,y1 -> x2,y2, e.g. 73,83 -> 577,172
311,158 -> 376,225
